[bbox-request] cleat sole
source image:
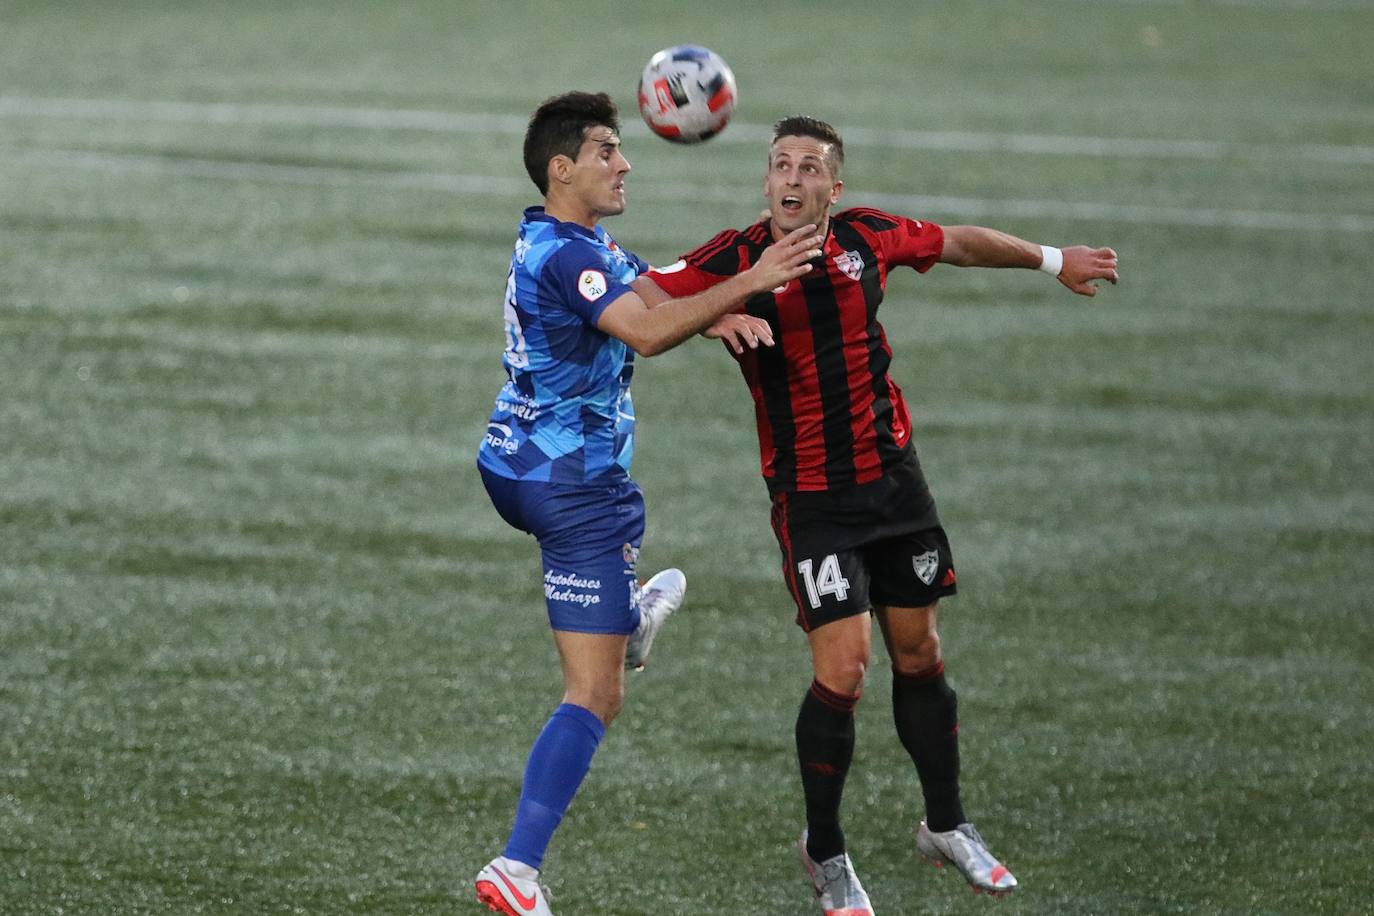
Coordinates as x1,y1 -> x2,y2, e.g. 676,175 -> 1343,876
475,881 -> 518,915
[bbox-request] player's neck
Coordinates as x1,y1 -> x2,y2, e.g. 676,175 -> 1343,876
544,191 -> 599,230
771,215 -> 830,244
541,201 -> 596,230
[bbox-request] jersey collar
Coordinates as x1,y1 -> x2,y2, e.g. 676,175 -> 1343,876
524,206 -> 601,241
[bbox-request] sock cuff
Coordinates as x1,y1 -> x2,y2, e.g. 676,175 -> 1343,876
552,703 -> 606,743
893,660 -> 945,686
809,679 -> 861,713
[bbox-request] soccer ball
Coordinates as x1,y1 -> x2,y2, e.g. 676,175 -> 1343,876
637,45 -> 737,144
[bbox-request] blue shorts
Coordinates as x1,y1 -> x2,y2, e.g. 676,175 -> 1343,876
479,466 -> 645,635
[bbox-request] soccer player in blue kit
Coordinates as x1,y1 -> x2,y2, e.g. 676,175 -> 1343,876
472,92 -> 824,916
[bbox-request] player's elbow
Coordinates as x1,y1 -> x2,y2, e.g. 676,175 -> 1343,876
622,322 -> 674,357
634,336 -> 669,357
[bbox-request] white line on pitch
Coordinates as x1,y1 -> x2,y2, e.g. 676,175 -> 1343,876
2,94 -> 1372,166
11,147 -> 1373,234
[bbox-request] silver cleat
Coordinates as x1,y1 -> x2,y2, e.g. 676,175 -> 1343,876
917,821 -> 1018,896
624,567 -> 685,670
799,829 -> 875,915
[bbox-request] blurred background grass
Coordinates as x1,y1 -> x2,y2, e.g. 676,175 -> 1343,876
2,1 -> 1372,913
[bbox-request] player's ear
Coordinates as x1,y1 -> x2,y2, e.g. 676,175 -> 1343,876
830,179 -> 844,205
549,154 -> 575,187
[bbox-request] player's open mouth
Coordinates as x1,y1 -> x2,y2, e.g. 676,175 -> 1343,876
781,196 -> 802,213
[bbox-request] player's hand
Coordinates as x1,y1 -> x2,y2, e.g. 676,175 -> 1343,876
705,312 -> 775,354
747,223 -> 823,292
1058,246 -> 1119,296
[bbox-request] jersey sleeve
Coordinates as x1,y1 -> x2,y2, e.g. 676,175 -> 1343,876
887,216 -> 944,272
844,207 -> 945,273
543,239 -> 638,325
645,227 -> 742,298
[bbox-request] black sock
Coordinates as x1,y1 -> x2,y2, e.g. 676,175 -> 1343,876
795,679 -> 859,863
892,661 -> 965,832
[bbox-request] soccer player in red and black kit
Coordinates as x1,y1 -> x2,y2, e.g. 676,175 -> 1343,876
633,116 -> 1118,914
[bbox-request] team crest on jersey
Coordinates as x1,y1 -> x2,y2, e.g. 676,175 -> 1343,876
578,269 -> 608,302
912,549 -> 940,586
834,250 -> 865,281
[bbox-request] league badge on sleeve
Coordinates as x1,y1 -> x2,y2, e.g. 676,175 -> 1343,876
578,269 -> 609,302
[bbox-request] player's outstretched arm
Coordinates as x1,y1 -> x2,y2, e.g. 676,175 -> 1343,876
940,225 -> 1119,297
599,224 -> 821,356
634,278 -> 775,354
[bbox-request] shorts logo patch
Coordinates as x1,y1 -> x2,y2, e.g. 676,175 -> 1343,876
912,549 -> 939,586
578,269 -> 608,302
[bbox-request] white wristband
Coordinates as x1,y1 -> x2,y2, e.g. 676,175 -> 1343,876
1038,245 -> 1063,277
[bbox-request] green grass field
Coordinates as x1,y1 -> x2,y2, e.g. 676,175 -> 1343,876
3,1 -> 1372,913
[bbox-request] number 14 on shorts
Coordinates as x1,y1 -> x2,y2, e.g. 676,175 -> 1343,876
797,554 -> 850,609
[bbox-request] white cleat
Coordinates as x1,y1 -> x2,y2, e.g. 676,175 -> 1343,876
799,830 -> 875,916
625,567 -> 685,670
916,821 -> 1018,897
474,856 -> 554,916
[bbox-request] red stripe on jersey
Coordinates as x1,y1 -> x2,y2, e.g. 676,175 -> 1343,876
833,267 -> 883,484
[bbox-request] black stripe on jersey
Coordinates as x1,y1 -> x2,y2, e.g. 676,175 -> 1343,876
832,218 -> 885,317
684,228 -> 742,273
748,288 -> 797,486
743,222 -> 771,246
832,217 -> 903,469
842,207 -> 901,232
798,257 -> 857,489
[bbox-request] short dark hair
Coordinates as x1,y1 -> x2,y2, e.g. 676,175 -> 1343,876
523,91 -> 620,195
771,115 -> 844,176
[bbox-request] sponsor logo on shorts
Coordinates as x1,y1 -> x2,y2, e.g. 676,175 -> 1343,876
912,549 -> 939,586
544,570 -> 602,607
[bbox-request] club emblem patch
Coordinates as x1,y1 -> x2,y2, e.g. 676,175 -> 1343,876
834,250 -> 865,281
578,269 -> 608,302
912,549 -> 940,586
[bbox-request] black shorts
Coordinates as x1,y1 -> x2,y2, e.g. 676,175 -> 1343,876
769,450 -> 957,631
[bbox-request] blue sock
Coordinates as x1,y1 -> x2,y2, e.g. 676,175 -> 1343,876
503,703 -> 606,870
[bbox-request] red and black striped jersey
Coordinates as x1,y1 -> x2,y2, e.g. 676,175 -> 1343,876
649,208 -> 944,493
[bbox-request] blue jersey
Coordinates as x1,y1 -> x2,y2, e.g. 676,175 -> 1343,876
478,207 -> 650,485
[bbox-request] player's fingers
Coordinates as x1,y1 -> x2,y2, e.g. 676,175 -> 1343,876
776,224 -> 818,249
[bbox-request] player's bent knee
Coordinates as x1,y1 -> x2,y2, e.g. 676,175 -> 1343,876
891,631 -> 942,676
564,682 -> 625,725
815,655 -> 869,698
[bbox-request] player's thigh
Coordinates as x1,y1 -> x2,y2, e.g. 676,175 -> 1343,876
526,479 -> 647,635
873,602 -> 941,672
